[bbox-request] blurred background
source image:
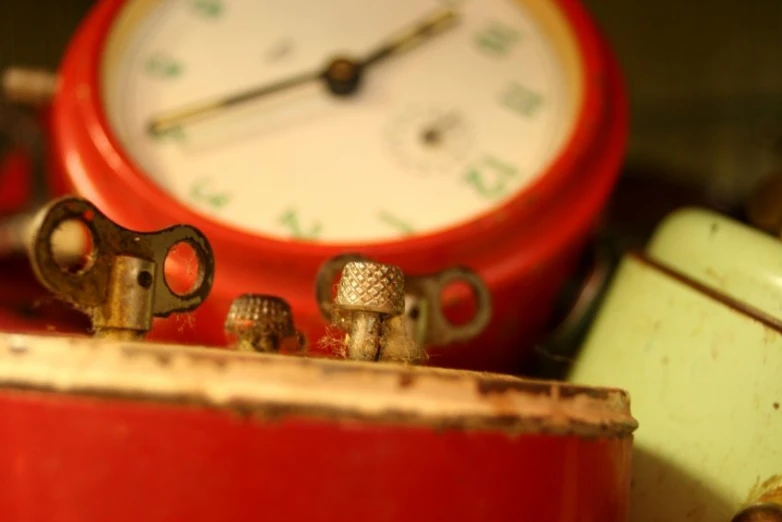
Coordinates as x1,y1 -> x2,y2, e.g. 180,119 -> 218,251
2,0 -> 780,242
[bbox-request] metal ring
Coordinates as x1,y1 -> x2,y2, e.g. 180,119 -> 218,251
162,236 -> 210,300
416,266 -> 492,346
541,243 -> 615,355
27,197 -> 105,306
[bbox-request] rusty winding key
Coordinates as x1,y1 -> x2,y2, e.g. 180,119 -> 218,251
27,196 -> 215,341
315,253 -> 491,363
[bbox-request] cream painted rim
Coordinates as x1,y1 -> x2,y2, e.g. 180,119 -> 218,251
0,332 -> 635,436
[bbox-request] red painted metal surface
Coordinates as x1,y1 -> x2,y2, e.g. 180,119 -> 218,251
0,334 -> 635,522
0,150 -> 32,213
46,0 -> 628,373
0,390 -> 632,522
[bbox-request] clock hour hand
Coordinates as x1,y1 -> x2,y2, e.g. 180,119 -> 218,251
146,7 -> 459,136
147,69 -> 320,136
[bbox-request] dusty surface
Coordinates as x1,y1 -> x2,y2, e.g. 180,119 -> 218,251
0,332 -> 637,436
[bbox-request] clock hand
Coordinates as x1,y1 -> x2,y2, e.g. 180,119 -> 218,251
360,7 -> 458,68
321,7 -> 459,98
147,69 -> 320,136
147,7 -> 459,136
421,111 -> 462,146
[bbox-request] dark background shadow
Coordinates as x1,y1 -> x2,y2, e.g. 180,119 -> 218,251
2,0 -> 780,209
632,446 -> 735,522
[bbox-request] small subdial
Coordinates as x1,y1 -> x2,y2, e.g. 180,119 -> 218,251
384,104 -> 473,175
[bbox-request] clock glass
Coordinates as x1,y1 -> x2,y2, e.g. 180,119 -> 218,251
101,0 -> 581,243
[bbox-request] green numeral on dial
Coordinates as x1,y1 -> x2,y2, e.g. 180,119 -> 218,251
145,52 -> 184,79
279,208 -> 322,240
463,155 -> 519,199
378,211 -> 415,236
189,0 -> 224,19
500,83 -> 543,118
190,178 -> 231,209
475,21 -> 520,57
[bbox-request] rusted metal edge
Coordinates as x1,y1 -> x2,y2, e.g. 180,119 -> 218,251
629,252 -> 782,333
0,333 -> 638,437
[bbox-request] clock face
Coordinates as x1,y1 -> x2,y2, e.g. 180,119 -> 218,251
101,0 -> 580,243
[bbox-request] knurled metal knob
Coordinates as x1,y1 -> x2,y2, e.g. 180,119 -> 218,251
315,254 -> 491,364
334,261 -> 405,316
331,261 -> 406,361
225,294 -> 297,353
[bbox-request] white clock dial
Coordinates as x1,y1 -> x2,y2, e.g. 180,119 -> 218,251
101,0 -> 578,243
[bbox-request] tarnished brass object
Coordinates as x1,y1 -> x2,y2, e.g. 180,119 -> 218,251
27,196 -> 215,341
734,484 -> 782,522
316,253 -> 491,363
733,504 -> 782,522
224,294 -> 305,353
331,260 -> 408,362
2,67 -> 57,106
747,171 -> 782,236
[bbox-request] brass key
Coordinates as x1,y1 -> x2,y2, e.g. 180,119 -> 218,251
316,253 -> 491,363
27,196 -> 215,341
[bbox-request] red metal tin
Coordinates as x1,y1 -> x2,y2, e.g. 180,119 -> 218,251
0,333 -> 636,522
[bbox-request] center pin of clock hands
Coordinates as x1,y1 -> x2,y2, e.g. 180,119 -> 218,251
146,7 -> 459,136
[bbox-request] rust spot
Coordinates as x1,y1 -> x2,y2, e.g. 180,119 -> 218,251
557,384 -> 609,400
774,402 -> 780,410
758,482 -> 782,504
474,377 -> 610,400
747,475 -> 782,505
154,352 -> 172,367
8,343 -> 28,355
0,378 -> 636,437
187,352 -> 227,369
475,378 -> 542,396
710,222 -> 719,237
661,356 -> 669,366
398,373 -> 415,389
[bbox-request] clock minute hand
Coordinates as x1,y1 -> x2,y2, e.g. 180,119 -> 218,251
146,7 -> 459,136
318,6 -> 459,96
360,7 -> 459,68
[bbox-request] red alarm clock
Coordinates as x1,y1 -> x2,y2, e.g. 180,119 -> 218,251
49,0 -> 627,372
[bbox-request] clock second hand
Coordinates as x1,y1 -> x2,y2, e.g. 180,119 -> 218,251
421,111 -> 462,146
147,7 -> 460,136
